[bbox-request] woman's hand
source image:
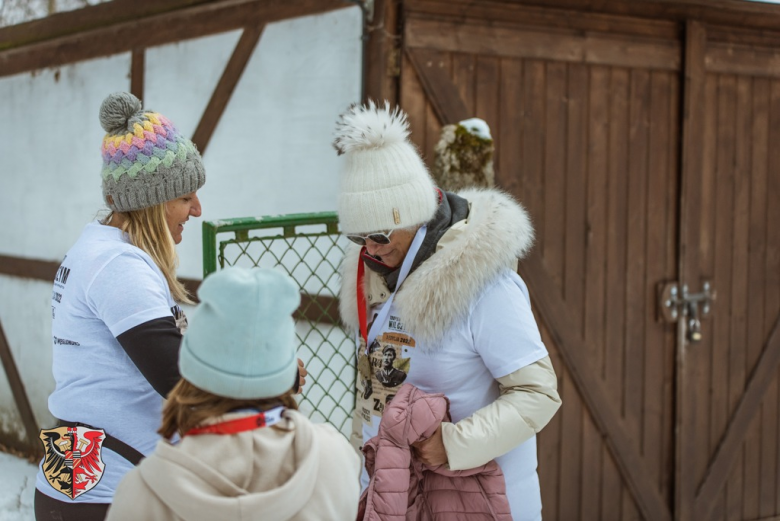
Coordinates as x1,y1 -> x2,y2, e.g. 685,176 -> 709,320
297,358 -> 308,394
412,424 -> 448,467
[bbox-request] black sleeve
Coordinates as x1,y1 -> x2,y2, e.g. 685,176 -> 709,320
116,316 -> 182,398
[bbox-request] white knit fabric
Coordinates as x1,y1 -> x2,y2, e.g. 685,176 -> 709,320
334,102 -> 437,234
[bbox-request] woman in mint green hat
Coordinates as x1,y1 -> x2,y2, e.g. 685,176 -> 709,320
107,267 -> 360,521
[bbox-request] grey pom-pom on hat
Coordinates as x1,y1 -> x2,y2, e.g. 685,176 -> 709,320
99,92 -> 206,212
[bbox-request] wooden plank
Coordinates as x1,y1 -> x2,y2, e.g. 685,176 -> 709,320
706,42 -> 780,79
405,48 -> 470,126
496,58 -> 523,196
745,76 -> 769,521
0,0 -> 348,79
0,0 -> 212,51
399,51 -> 428,158
536,321 -> 562,521
405,18 -> 681,71
520,252 -> 672,521
0,319 -> 40,457
582,64 -> 609,521
403,0 -> 679,40
404,0 -> 780,31
522,61 -> 545,246
694,316 -> 780,519
130,47 -> 145,102
644,69 -> 672,500
724,74 -> 751,521
191,24 -> 264,155
676,20 -> 707,521
0,254 -> 59,281
543,61 -> 567,295
603,65 -> 629,521
452,52 -> 475,115
364,0 -> 400,105
473,55 -> 500,156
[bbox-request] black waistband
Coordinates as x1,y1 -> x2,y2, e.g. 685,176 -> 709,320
56,420 -> 144,466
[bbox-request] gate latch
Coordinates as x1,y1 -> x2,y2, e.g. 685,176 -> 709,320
658,281 -> 716,343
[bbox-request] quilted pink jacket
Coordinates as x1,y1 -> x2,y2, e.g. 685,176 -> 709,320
358,384 -> 512,520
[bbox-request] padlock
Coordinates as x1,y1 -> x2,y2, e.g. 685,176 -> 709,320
687,316 -> 702,343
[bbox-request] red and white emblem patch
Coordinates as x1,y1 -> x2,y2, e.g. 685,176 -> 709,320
39,426 -> 106,499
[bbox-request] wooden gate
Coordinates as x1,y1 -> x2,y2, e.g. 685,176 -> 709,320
390,1 -> 780,519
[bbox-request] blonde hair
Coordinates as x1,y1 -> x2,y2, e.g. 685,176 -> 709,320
106,203 -> 191,304
159,379 -> 298,439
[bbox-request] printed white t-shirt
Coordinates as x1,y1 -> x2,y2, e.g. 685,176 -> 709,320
356,268 -> 548,521
36,221 -> 183,503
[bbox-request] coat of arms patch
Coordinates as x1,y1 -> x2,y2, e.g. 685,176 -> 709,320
39,426 -> 105,499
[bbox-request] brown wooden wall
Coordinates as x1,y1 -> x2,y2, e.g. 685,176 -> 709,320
392,1 -> 780,520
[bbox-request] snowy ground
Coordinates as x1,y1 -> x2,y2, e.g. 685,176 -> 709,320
0,452 -> 37,521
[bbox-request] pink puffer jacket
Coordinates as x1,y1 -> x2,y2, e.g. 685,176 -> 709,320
358,384 -> 512,520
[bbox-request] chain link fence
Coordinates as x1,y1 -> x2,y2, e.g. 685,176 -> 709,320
202,212 -> 354,437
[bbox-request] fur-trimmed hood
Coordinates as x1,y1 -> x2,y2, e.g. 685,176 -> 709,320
339,188 -> 534,345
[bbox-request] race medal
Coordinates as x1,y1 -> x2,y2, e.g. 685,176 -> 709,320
39,426 -> 106,499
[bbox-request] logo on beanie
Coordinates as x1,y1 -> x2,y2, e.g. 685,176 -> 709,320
393,208 -> 401,225
39,426 -> 106,499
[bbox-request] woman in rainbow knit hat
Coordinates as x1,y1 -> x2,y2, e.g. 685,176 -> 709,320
34,92 -> 209,520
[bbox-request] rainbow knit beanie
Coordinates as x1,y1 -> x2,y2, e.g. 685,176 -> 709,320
99,92 -> 205,212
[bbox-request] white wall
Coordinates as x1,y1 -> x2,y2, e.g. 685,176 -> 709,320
0,6 -> 361,447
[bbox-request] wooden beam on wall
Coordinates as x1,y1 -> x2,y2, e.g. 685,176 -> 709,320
0,319 -> 41,457
0,0 -> 349,79
130,47 -> 145,102
191,24 -> 264,155
405,48 -> 470,124
364,0 -> 401,104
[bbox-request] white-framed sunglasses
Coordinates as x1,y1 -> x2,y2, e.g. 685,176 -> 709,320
345,229 -> 394,246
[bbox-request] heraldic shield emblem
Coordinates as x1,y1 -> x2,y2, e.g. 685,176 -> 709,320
39,426 -> 106,499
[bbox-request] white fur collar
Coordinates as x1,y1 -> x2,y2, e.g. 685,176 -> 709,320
339,188 -> 534,345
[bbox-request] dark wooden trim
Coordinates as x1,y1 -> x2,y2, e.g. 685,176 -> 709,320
405,48 -> 469,125
364,0 -> 401,104
0,319 -> 41,458
191,24 -> 264,155
404,0 -> 780,32
0,0 -> 349,79
0,0 -> 213,51
520,254 -> 672,521
405,16 -> 681,71
130,47 -> 145,102
676,19 -> 707,521
0,255 -> 339,324
693,315 -> 780,519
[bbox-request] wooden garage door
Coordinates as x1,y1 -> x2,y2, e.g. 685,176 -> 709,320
399,3 -> 682,520
677,22 -> 780,521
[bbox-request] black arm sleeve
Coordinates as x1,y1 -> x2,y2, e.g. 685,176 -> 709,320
116,316 -> 182,398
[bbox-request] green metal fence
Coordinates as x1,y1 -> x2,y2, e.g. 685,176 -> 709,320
202,212 -> 354,437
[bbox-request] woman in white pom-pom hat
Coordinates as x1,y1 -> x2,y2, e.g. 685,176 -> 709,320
107,267 -> 360,521
335,101 -> 562,521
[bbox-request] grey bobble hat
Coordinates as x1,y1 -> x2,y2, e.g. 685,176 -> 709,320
99,92 -> 206,212
179,267 -> 301,400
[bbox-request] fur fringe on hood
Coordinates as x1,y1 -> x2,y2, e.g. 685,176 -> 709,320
339,188 -> 534,346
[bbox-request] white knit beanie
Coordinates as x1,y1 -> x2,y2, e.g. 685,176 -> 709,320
333,101 -> 437,234
179,267 -> 300,400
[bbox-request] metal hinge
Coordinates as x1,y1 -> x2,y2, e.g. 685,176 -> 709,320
658,281 -> 716,343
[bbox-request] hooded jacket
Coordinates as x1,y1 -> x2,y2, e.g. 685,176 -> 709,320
106,410 -> 360,521
359,384 -> 512,521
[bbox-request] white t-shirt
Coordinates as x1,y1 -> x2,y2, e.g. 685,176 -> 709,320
356,268 -> 548,521
36,221 -> 182,503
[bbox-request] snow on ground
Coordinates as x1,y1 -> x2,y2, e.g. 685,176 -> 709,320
0,452 -> 37,521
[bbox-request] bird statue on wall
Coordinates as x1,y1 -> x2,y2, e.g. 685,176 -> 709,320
432,118 -> 495,191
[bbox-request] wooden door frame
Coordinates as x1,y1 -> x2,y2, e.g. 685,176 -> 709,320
676,20 -> 780,521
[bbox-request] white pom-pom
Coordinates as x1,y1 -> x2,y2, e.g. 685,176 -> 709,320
333,100 -> 410,155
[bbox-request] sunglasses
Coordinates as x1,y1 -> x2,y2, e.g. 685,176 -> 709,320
345,230 -> 394,246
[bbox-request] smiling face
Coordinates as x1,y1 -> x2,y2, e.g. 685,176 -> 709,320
364,227 -> 418,268
165,192 -> 202,244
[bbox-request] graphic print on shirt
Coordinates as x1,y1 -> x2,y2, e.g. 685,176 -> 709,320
357,317 -> 415,424
39,426 -> 106,499
51,256 -> 71,320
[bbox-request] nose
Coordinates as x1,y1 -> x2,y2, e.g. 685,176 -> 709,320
365,240 -> 383,256
190,193 -> 202,218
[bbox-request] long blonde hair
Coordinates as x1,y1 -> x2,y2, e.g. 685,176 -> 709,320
159,379 -> 299,439
106,203 -> 191,304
